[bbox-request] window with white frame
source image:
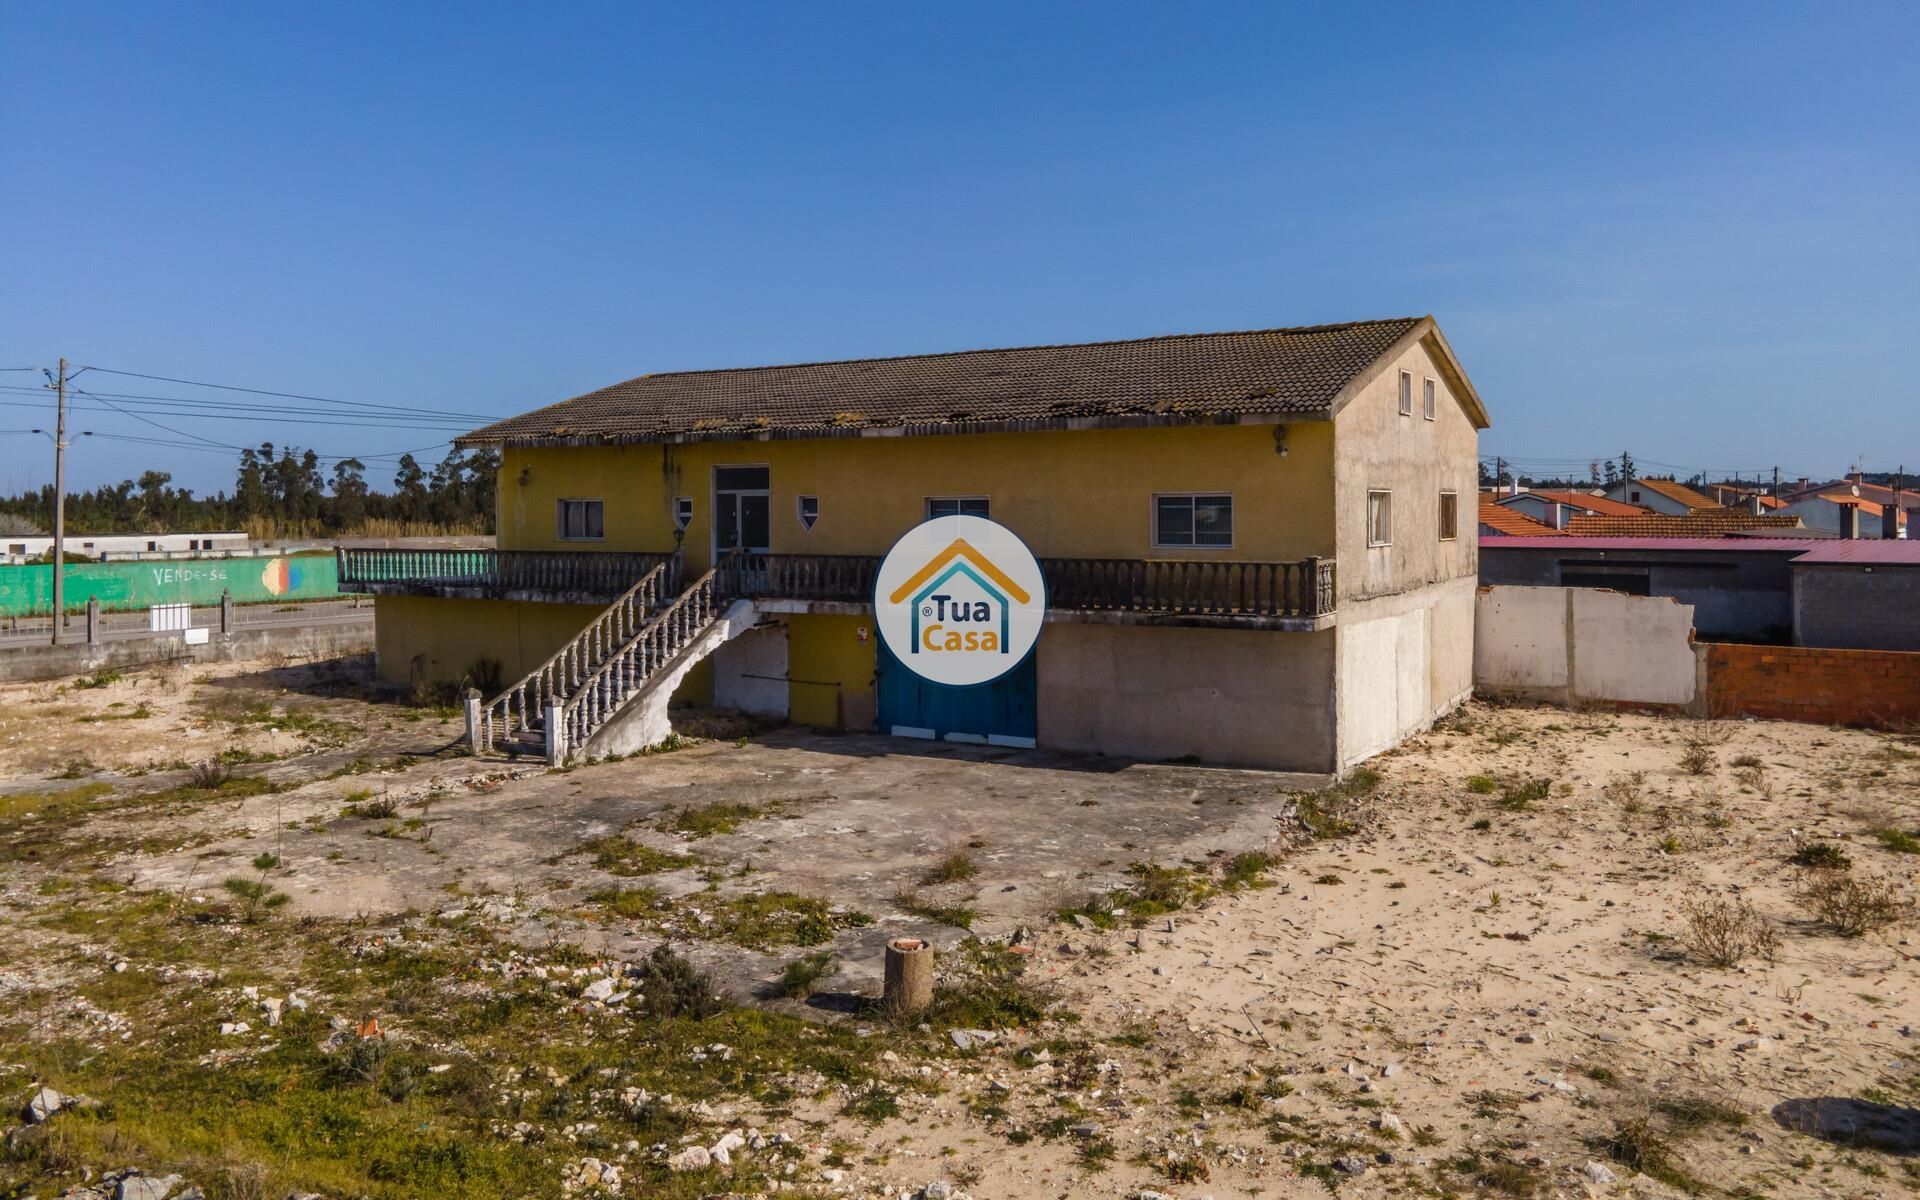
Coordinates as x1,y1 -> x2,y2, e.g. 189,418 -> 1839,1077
557,498 -> 605,541
925,496 -> 989,519
1398,370 -> 1413,416
1154,494 -> 1233,548
1423,376 -> 1436,420
673,497 -> 694,529
1367,490 -> 1393,546
1439,490 -> 1458,540
797,495 -> 820,530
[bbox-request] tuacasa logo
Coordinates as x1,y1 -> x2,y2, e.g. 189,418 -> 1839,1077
873,515 -> 1046,687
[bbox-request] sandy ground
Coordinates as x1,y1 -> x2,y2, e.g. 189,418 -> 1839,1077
2,659 -> 1917,1199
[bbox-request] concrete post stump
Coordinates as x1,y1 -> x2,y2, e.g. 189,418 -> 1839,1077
463,689 -> 484,754
883,938 -> 933,1015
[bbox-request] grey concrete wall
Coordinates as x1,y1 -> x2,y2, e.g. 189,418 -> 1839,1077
1480,546 -> 1795,642
0,620 -> 373,683
1036,624 -> 1336,772
1794,565 -> 1920,651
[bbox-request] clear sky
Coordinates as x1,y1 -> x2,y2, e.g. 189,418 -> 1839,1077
3,2 -> 1915,493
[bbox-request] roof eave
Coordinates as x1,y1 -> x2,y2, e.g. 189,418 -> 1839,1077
453,408 -> 1332,451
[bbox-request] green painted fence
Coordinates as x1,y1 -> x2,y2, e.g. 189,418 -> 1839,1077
0,553 -> 344,616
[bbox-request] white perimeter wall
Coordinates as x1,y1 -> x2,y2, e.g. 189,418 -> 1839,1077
1474,585 -> 1698,707
1334,575 -> 1476,770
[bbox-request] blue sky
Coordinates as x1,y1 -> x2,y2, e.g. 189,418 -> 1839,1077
3,3 -> 1915,493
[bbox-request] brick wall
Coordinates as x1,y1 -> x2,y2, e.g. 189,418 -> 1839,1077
1705,642 -> 1920,729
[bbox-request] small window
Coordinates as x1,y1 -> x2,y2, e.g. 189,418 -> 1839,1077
1439,490 -> 1458,540
1367,491 -> 1393,546
925,496 -> 989,520
557,499 -> 605,541
672,497 -> 694,530
1629,490 -> 1642,503
1154,494 -> 1234,548
1397,370 -> 1413,416
1423,377 -> 1436,421
147,541 -> 160,551
797,495 -> 820,531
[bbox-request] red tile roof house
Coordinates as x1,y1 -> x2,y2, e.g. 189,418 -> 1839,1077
1601,476 -> 1724,516
1497,488 -> 1647,530
1777,490 -> 1910,539
1477,494 -> 1563,537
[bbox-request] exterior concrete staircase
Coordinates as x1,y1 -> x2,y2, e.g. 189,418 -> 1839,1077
467,553 -> 757,764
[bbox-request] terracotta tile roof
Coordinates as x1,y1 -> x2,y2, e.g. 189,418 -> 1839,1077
1479,495 -> 1564,536
1756,495 -> 1787,510
1629,478 -> 1723,511
457,318 -> 1454,446
1564,512 -> 1805,538
1815,492 -> 1885,516
1513,489 -> 1648,517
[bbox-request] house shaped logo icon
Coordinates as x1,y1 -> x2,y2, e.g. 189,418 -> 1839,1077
873,517 -> 1045,687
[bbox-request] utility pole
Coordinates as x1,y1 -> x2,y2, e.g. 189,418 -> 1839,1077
50,358 -> 69,645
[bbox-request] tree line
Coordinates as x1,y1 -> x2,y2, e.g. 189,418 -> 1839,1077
0,444 -> 498,537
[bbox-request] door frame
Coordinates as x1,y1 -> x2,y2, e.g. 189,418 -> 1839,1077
711,463 -> 772,560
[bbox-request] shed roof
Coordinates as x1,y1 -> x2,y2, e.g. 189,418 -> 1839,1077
456,316 -> 1488,447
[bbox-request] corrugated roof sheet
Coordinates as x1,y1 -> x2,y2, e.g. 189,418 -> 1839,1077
457,318 -> 1433,446
1483,537 -> 1920,563
1790,542 -> 1920,564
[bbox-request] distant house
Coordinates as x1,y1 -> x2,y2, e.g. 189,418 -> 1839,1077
1602,477 -> 1722,516
1777,491 -> 1908,539
1478,494 -> 1563,537
1498,488 -> 1646,530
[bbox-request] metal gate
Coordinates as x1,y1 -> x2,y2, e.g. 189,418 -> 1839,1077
876,641 -> 1036,747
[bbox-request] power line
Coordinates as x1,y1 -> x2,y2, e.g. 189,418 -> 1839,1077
78,364 -> 495,421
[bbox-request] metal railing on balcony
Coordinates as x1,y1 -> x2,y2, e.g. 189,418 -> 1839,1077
344,547 -> 1335,620
336,547 -> 676,600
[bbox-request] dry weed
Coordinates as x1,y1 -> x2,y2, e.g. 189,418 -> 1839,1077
1677,890 -> 1778,967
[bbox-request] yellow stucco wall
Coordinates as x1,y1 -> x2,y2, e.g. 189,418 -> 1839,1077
373,594 -> 606,686
785,613 -> 878,729
495,422 -> 1336,570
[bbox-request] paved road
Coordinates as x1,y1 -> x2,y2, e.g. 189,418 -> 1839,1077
0,600 -> 373,649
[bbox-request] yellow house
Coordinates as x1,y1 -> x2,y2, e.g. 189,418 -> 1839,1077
347,316 -> 1488,772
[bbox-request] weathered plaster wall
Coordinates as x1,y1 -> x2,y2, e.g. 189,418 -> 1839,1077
1035,624 -> 1336,772
372,594 -> 603,686
1331,332 -> 1480,605
785,612 -> 878,730
709,623 -> 790,718
1473,585 -> 1698,707
496,421 -> 1336,572
1332,576 -> 1476,770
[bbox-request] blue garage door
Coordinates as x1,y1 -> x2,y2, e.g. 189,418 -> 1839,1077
877,641 -> 1037,747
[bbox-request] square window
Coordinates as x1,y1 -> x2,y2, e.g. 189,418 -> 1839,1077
1398,370 -> 1413,416
1154,494 -> 1233,548
1367,491 -> 1393,546
925,496 -> 989,519
558,498 -> 605,540
797,495 -> 820,530
1423,377 -> 1436,421
1439,491 -> 1458,540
